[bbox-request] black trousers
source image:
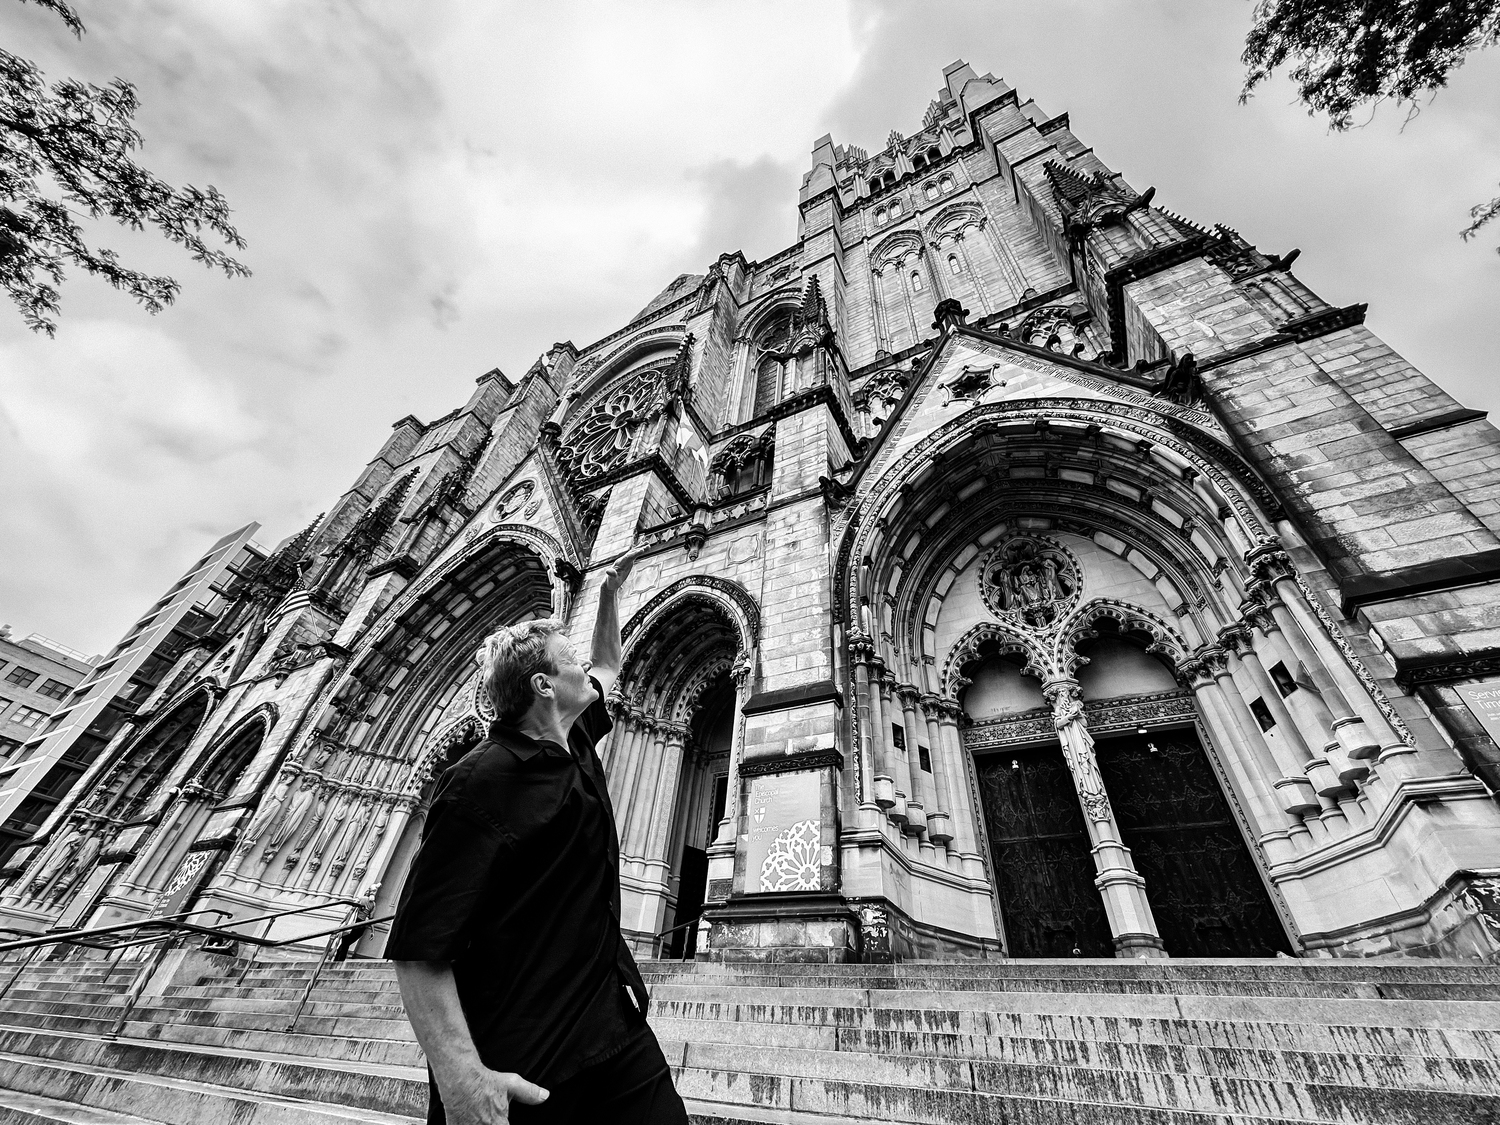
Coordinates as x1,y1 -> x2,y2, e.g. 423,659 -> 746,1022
427,1029 -> 688,1125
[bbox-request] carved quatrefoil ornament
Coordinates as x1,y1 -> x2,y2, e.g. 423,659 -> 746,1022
978,534 -> 1083,631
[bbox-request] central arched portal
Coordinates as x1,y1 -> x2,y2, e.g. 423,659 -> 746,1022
962,631 -> 1291,958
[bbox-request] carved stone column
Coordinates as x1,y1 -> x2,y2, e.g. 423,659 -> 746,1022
624,723 -> 669,859
1242,603 -> 1367,791
1042,681 -> 1166,958
713,653 -> 753,846
1205,642 -> 1321,817
934,700 -> 986,882
898,684 -> 941,843
868,657 -> 904,824
849,633 -> 891,809
917,692 -> 955,847
1247,542 -> 1404,755
878,669 -> 919,832
1178,657 -> 1301,861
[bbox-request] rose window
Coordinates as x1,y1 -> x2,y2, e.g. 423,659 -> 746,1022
559,369 -> 664,479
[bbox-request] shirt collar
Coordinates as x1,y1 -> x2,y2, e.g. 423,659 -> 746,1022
488,719 -> 570,761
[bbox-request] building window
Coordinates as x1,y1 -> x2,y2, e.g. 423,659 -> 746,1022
948,254 -> 962,275
0,737 -> 20,760
939,174 -> 955,193
918,744 -> 932,772
875,207 -> 887,226
889,198 -> 903,217
892,724 -> 906,751
1269,662 -> 1299,697
11,706 -> 46,729
36,679 -> 69,701
910,271 -> 923,292
924,182 -> 938,200
3,667 -> 38,689
1249,698 -> 1276,733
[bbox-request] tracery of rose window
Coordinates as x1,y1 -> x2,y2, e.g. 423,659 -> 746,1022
558,367 -> 666,479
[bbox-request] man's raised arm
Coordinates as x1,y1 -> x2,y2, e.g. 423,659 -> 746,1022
589,545 -> 644,698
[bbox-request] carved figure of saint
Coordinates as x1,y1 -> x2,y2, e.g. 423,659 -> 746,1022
1017,564 -> 1042,607
1040,555 -> 1066,601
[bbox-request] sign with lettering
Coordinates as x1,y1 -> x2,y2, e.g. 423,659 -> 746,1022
744,770 -> 821,894
1454,680 -> 1500,746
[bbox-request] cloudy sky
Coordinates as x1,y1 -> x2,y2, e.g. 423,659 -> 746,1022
2,0 -> 1497,655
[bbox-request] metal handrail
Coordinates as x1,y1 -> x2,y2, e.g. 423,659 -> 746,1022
0,898 -> 395,1037
651,915 -> 702,960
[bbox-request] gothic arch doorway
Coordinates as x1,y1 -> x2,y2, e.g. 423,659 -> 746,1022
613,594 -> 747,953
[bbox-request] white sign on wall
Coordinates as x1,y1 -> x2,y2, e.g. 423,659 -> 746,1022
1454,680 -> 1500,745
744,770 -> 821,894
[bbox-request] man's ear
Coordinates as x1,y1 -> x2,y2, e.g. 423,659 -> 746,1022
530,671 -> 553,700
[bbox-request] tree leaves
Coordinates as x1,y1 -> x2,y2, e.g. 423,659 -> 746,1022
0,0 -> 248,334
1241,0 -> 1500,250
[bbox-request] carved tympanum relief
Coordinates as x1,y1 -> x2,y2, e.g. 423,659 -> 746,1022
978,535 -> 1081,629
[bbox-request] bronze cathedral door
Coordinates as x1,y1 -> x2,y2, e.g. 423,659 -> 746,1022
1094,730 -> 1292,957
976,745 -> 1114,957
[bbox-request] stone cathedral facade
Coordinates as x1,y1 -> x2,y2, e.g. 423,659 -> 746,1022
6,61 -> 1500,963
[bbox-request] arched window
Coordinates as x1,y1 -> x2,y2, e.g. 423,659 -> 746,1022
913,154 -> 928,172
753,355 -> 781,417
882,171 -> 896,189
748,309 -> 792,420
875,207 -> 887,226
925,182 -> 939,201
889,198 -> 903,217
939,175 -> 955,193
910,271 -> 923,292
948,254 -> 962,275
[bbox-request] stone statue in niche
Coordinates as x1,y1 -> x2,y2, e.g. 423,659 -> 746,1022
981,535 -> 1080,628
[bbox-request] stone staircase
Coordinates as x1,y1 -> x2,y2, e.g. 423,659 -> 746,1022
0,953 -> 1496,1123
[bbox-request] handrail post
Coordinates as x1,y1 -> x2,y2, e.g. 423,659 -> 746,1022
103,936 -> 177,1040
285,925 -> 341,1033
0,945 -> 41,1002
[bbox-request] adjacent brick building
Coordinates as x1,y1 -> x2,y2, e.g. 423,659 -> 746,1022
4,62 -> 1498,961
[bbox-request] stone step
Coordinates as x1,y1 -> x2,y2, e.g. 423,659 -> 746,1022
649,1011 -> 1500,1068
645,980 -> 1500,1026
671,1058 -> 1497,1125
664,1025 -> 1500,1095
0,996 -> 416,1042
0,1086 -> 165,1125
6,1016 -> 1494,1125
0,1026 -> 427,1117
0,1050 -> 420,1125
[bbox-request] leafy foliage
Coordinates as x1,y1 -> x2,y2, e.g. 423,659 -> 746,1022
1241,0 -> 1500,248
0,0 -> 248,334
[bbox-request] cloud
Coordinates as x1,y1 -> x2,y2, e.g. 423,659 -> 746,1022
0,0 -> 1496,653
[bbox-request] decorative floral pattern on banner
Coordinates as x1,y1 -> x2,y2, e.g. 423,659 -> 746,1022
758,818 -> 821,892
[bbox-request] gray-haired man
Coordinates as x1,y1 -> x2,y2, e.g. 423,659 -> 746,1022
388,546 -> 685,1124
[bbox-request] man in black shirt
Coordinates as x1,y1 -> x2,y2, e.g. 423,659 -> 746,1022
389,546 -> 686,1124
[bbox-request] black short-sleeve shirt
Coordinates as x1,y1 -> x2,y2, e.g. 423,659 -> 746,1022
387,677 -> 649,1086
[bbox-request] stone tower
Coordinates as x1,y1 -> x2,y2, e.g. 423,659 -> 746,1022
5,60 -> 1498,962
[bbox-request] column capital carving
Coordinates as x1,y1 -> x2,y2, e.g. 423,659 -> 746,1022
1195,642 -> 1231,675
1174,657 -> 1213,690
1245,538 -> 1297,585
895,683 -> 923,709
1217,622 -> 1254,655
1241,601 -> 1278,636
847,631 -> 876,663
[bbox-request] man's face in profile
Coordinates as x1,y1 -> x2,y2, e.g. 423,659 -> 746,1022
546,633 -> 598,716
